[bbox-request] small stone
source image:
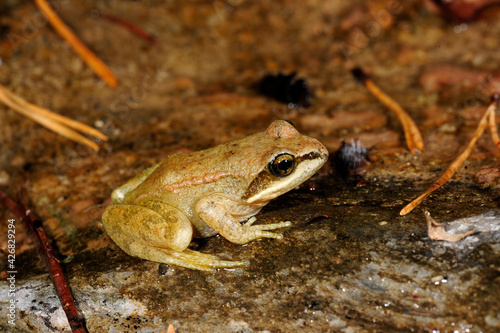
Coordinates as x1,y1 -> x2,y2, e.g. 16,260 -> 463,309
431,275 -> 444,284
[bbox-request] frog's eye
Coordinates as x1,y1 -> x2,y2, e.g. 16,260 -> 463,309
269,153 -> 296,177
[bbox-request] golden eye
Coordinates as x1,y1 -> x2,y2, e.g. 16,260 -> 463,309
269,153 -> 296,177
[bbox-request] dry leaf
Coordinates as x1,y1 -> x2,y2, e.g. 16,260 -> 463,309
425,211 -> 476,242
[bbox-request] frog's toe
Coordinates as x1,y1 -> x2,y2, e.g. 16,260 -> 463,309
245,216 -> 258,226
250,221 -> 292,231
256,230 -> 284,240
183,248 -> 220,260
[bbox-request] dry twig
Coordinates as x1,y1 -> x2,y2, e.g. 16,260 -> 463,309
400,94 -> 499,215
34,0 -> 118,87
0,84 -> 108,150
351,67 -> 424,153
0,190 -> 88,333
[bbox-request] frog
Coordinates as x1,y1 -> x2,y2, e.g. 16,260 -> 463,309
102,120 -> 328,271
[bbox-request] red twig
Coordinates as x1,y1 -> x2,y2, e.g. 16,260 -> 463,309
431,0 -> 500,23
0,190 -> 88,333
97,13 -> 158,45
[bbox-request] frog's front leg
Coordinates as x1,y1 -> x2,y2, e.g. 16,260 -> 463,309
102,201 -> 247,271
196,195 -> 292,245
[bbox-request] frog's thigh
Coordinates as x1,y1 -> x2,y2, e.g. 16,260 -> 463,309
102,201 -> 192,252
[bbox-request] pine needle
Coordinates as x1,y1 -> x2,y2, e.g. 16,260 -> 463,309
488,102 -> 500,149
34,0 -> 118,87
351,67 -> 424,153
0,84 -> 108,150
400,94 -> 499,216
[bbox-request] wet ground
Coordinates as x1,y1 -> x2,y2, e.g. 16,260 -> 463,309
1,0 -> 500,332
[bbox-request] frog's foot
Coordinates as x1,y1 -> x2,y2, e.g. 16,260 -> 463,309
244,217 -> 292,239
173,248 -> 249,269
131,243 -> 248,272
183,248 -> 249,266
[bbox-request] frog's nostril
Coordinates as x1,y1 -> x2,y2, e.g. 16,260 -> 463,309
304,152 -> 321,160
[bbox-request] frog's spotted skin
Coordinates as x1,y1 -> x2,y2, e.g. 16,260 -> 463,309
102,120 -> 328,271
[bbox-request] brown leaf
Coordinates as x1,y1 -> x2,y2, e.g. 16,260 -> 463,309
425,211 -> 476,242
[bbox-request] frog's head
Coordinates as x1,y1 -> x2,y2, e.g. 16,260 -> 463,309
242,120 -> 328,203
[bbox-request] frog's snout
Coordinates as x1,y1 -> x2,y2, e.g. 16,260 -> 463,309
316,141 -> 329,162
305,151 -> 324,160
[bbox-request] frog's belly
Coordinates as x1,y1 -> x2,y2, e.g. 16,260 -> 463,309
193,223 -> 218,238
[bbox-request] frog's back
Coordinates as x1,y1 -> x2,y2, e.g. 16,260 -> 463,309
125,131 -> 269,205
118,119 -> 327,210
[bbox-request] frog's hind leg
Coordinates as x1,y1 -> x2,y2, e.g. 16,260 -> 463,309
102,203 -> 247,271
111,163 -> 160,204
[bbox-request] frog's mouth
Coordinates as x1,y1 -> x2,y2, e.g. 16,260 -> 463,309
242,150 -> 328,204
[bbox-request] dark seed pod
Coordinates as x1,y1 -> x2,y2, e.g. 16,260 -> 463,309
334,139 -> 371,178
257,72 -> 312,108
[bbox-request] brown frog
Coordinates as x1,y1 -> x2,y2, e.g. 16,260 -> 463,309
102,120 -> 328,271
